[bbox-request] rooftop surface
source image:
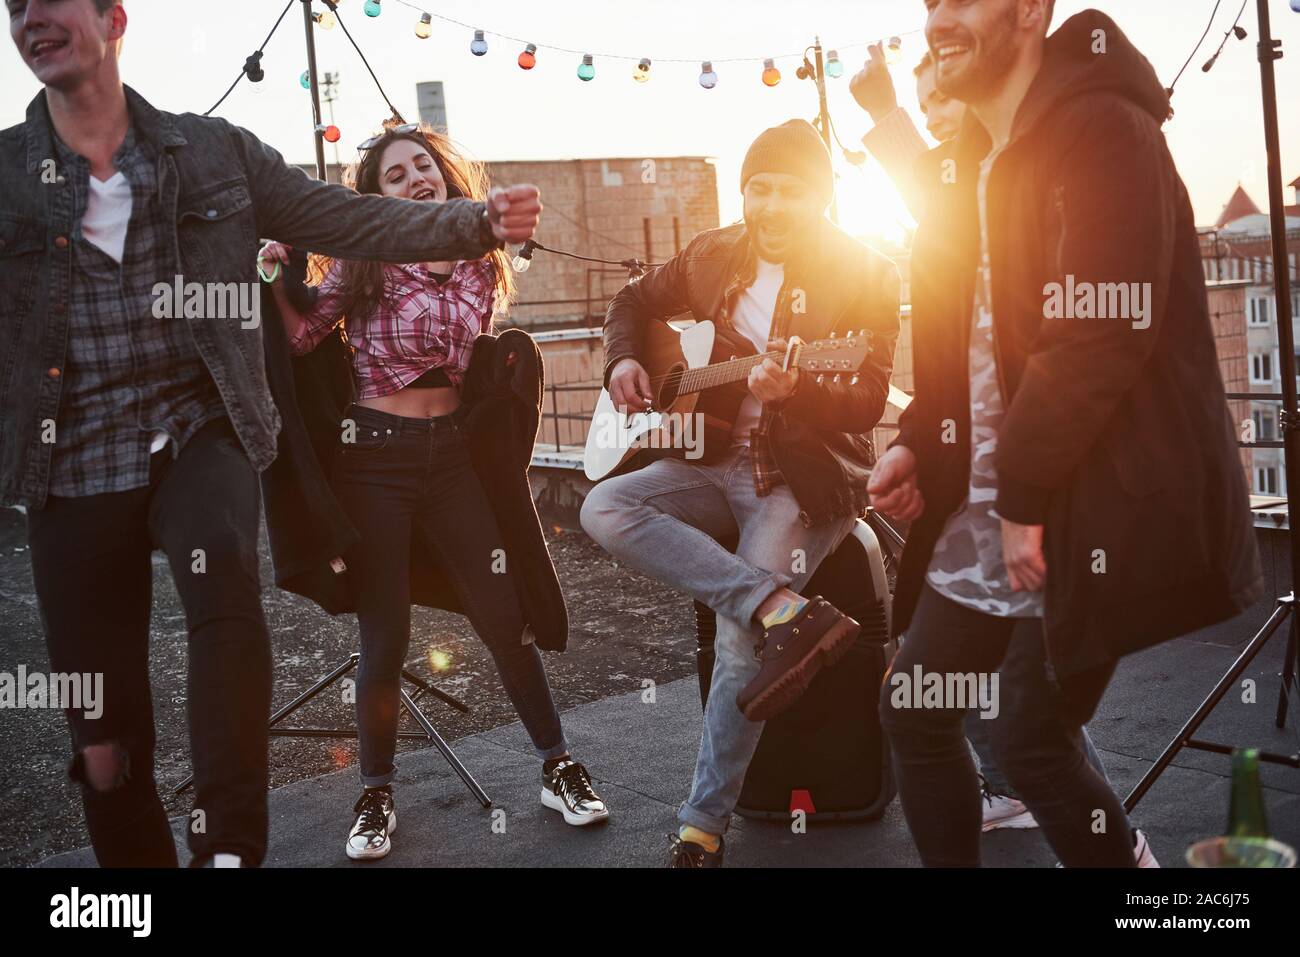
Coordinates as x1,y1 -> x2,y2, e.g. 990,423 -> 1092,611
3,504 -> 1298,869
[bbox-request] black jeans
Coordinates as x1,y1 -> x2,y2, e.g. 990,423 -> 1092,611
879,584 -> 1134,867
26,417 -> 270,867
333,404 -> 568,788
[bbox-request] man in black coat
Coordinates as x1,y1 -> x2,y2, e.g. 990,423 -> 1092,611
868,1 -> 1263,867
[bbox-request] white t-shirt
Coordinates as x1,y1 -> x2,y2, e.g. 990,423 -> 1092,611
83,171 -> 131,263
730,258 -> 783,445
83,168 -> 170,455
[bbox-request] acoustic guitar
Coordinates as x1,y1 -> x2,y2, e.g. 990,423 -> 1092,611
584,319 -> 872,481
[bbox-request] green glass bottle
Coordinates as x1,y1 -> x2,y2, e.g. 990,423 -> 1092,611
1227,748 -> 1269,838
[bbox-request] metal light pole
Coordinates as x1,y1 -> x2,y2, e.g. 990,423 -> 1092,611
301,0 -> 327,181
805,37 -> 840,225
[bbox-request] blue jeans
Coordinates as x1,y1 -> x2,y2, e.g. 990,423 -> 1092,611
581,446 -> 853,834
334,404 -> 570,787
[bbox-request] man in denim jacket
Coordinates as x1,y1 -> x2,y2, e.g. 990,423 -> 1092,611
2,0 -> 541,867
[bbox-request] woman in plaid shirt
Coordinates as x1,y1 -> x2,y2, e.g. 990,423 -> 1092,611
261,125 -> 608,861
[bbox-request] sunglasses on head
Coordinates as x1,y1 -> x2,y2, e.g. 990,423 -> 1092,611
356,123 -> 420,152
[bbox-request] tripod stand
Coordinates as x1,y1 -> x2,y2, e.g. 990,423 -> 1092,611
1125,0 -> 1300,811
175,653 -> 492,806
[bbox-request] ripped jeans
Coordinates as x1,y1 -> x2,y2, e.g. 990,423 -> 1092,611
332,404 -> 569,788
26,417 -> 271,867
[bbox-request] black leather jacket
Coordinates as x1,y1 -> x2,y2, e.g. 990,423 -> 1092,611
601,220 -> 900,526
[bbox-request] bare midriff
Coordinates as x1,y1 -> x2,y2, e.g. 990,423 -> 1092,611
357,384 -> 460,419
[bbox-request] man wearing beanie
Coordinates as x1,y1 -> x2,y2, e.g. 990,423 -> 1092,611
582,119 -> 901,867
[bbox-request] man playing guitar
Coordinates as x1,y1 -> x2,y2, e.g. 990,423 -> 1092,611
581,119 -> 901,867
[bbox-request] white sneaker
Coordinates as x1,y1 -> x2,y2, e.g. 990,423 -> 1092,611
346,787 -> 397,861
541,759 -> 610,826
981,786 -> 1038,832
1133,828 -> 1160,868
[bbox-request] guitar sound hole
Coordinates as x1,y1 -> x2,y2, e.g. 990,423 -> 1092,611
656,363 -> 685,408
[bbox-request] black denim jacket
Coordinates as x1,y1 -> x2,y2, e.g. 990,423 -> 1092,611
0,86 -> 499,508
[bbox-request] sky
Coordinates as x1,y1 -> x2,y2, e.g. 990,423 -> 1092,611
4,0 -> 1299,240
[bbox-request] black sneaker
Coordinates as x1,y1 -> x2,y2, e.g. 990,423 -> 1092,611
667,834 -> 725,868
346,787 -> 396,861
541,760 -> 609,826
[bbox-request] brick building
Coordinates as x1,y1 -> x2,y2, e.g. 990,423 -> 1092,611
1200,179 -> 1300,496
489,156 -> 720,330
293,155 -> 721,331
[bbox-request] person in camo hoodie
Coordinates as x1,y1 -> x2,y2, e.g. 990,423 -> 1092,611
869,0 -> 1262,867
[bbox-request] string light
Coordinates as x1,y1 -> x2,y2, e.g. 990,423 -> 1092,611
313,10 -> 336,30
243,51 -> 265,83
300,70 -> 311,89
512,240 -> 536,273
316,123 -> 342,143
633,58 -> 651,83
414,12 -> 431,39
363,0 -> 381,17
382,0 -> 923,89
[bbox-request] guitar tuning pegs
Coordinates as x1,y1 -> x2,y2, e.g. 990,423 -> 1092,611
817,374 -> 825,384
850,374 -> 859,385
833,374 -> 841,384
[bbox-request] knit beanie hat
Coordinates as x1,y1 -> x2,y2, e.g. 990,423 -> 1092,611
740,119 -> 833,205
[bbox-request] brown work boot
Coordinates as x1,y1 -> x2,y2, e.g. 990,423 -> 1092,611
736,596 -> 860,721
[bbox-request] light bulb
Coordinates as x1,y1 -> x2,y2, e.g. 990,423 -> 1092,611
518,43 -> 537,70
512,241 -> 536,272
470,29 -> 488,56
761,58 -> 780,87
313,11 -> 336,30
633,58 -> 651,83
414,13 -> 431,39
826,50 -> 843,78
300,70 -> 311,90
699,61 -> 717,89
363,0 -> 381,17
317,124 -> 341,143
885,36 -> 903,65
577,53 -> 595,81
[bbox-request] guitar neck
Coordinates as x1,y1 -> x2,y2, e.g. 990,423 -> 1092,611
673,351 -> 781,396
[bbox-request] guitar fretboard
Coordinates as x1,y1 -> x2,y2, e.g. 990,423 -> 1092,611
662,351 -> 783,396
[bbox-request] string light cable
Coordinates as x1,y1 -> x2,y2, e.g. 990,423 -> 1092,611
320,1 -> 407,122
1200,0 -> 1251,76
512,239 -> 660,279
385,0 -> 920,82
203,0 -> 296,116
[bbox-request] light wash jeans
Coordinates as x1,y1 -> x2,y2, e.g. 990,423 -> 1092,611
581,446 -> 853,834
